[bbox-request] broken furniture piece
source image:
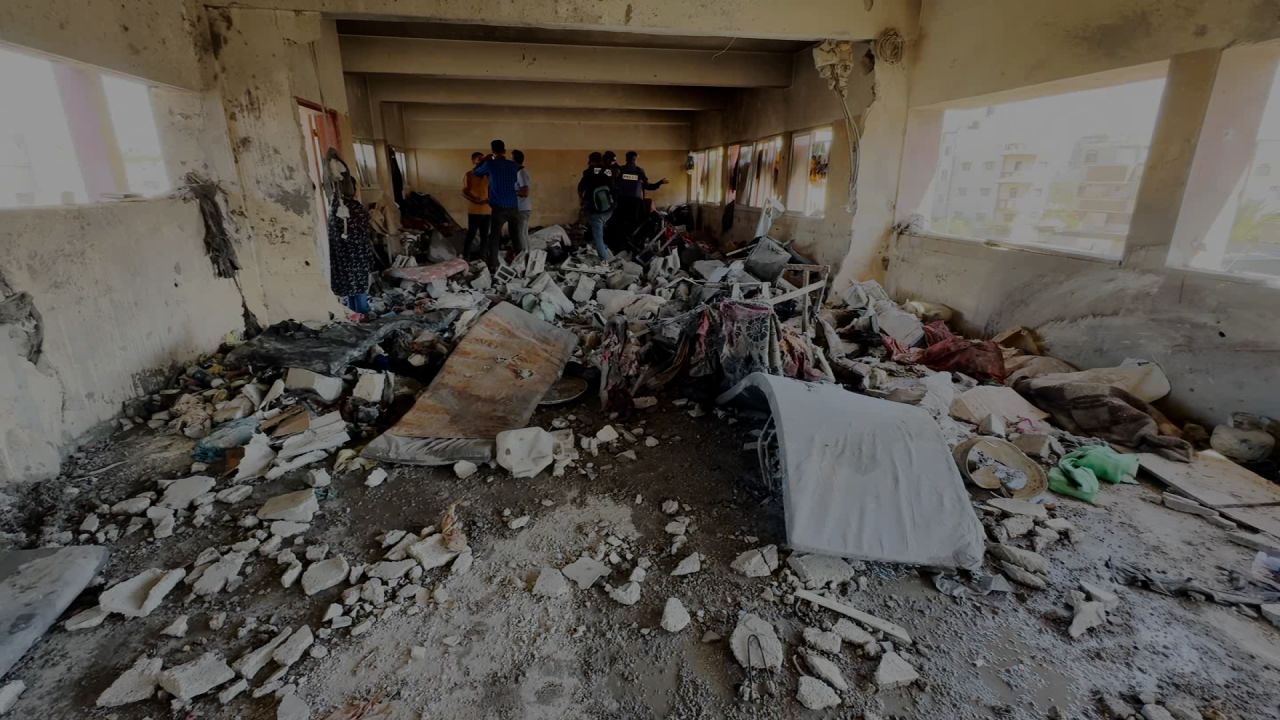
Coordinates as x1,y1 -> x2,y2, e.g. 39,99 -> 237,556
718,372 -> 985,570
363,302 -> 577,465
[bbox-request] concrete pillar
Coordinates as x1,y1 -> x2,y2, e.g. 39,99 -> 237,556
207,7 -> 345,323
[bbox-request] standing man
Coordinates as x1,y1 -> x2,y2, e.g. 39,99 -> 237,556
471,139 -> 520,270
513,149 -> 532,253
616,150 -> 668,239
462,152 -> 490,260
577,151 -> 616,260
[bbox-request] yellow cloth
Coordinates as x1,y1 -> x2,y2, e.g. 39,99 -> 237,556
464,171 -> 490,215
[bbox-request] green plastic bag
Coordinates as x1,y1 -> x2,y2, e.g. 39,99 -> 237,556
1048,446 -> 1139,503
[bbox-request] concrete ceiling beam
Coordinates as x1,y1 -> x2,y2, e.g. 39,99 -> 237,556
340,36 -> 792,87
364,76 -> 727,111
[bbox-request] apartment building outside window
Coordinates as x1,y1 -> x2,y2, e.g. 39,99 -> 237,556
908,64 -> 1167,259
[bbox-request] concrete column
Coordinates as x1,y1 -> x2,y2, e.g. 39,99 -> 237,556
207,7 -> 345,322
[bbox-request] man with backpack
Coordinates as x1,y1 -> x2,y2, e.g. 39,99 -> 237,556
577,151 -> 616,260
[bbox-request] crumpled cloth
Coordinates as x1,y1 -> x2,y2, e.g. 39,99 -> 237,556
1048,445 -> 1139,503
1014,376 -> 1192,462
886,320 -> 1006,382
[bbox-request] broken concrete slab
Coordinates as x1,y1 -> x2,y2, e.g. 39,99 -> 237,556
801,650 -> 849,692
787,553 -> 855,587
158,476 -> 216,510
671,553 -> 702,576
1259,603 -> 1279,629
96,654 -> 163,707
1080,581 -> 1121,611
285,368 -> 345,403
999,561 -> 1047,589
352,370 -> 388,403
234,627 -> 294,680
985,498 -> 1048,519
532,568 -> 570,598
407,534 -> 458,570
301,556 -> 349,596
496,427 -> 556,478
802,627 -> 842,654
832,618 -> 875,646
561,556 -> 609,589
192,552 -> 246,596
1162,493 -> 1218,517
278,692 -> 311,720
272,625 -> 314,666
0,681 -> 23,715
730,545 -> 778,577
257,490 -> 319,523
0,546 -> 108,678
729,613 -> 783,669
161,615 -> 189,638
986,543 -> 1049,574
875,651 -> 919,689
794,589 -> 913,645
64,605 -> 109,631
796,675 -> 841,709
608,582 -> 641,606
660,597 -> 690,632
367,560 -> 417,581
157,652 -> 234,701
1068,592 -> 1108,639
99,566 -> 185,618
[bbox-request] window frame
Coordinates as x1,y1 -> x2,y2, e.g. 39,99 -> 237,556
784,125 -> 833,218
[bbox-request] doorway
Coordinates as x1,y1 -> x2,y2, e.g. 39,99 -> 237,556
298,101 -> 341,281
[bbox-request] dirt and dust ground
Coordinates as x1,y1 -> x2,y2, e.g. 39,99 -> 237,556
3,396 -> 1280,719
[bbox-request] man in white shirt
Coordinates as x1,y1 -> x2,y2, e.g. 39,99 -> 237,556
513,149 -> 532,252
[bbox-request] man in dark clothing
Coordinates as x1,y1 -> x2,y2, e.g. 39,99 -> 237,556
577,151 -> 616,260
614,150 -> 668,241
471,139 -> 521,270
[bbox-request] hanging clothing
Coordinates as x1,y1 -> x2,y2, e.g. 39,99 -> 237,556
328,193 -> 373,299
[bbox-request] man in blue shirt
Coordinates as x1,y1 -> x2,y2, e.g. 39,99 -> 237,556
471,139 -> 521,270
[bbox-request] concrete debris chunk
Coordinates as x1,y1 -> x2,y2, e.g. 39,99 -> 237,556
787,554 -> 855,588
496,427 -> 556,478
794,589 -> 913,645
1261,603 -> 1280,629
532,568 -> 570,598
111,496 -> 152,515
986,543 -> 1049,574
729,613 -> 783,669
257,490 -> 319,523
272,625 -> 314,666
192,552 -> 246,596
367,559 -> 417,581
65,605 -> 109,631
801,650 -> 849,691
1161,493 -> 1217,517
796,675 -> 841,710
272,521 -> 309,538
0,681 -> 23,715
561,556 -> 610,589
507,515 -> 530,530
803,627 -> 842,654
216,485 -> 253,505
875,651 -> 920,689
451,547 -> 474,575
608,582 -> 641,606
364,467 -> 388,487
159,476 -> 216,510
595,425 -> 619,443
301,556 -> 349,596
1080,581 -> 1121,611
96,655 -> 163,707
235,627 -> 293,679
218,679 -> 248,705
285,368 -> 344,402
352,370 -> 387,403
278,692 -> 311,720
730,545 -> 778,577
661,597 -> 691,632
661,499 -> 679,515
671,553 -> 702,576
1141,705 -> 1177,720
1068,591 -> 1108,638
453,460 -> 478,479
99,568 -> 187,618
832,618 -> 875,646
161,614 -> 189,638
999,561 -> 1047,589
305,468 -> 332,488
985,498 -> 1047,519
157,652 -> 234,701
407,534 -> 459,570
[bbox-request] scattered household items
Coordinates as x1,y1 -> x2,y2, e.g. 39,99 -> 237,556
1047,446 -> 1138,503
952,436 -> 1047,499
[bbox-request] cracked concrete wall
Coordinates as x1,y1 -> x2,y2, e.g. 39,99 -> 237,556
885,0 -> 1280,427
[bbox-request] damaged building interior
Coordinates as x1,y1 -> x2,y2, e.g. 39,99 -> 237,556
3,0 -> 1280,718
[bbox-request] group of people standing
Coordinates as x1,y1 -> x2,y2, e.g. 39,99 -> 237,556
576,150 -> 667,260
463,141 -> 666,267
462,139 -> 531,270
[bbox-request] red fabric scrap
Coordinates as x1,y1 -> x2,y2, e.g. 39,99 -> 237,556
884,320 -> 1007,382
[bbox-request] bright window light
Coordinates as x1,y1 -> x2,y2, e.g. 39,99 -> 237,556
1170,39 -> 1280,280
748,136 -> 784,208
0,45 -> 87,207
911,72 -> 1167,258
102,74 -> 168,196
787,127 -> 832,217
353,140 -> 378,188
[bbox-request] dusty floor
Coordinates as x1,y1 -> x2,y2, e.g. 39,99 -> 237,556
4,394 -> 1280,720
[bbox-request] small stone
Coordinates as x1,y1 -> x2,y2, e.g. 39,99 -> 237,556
277,692 -> 311,720
661,500 -> 679,515
216,485 -> 253,505
608,582 -> 641,606
1100,694 -> 1136,719
100,568 -> 187,618
159,476 -> 216,510
803,627 -> 842,654
832,619 -> 875,645
65,605 -> 109,631
257,490 -> 319,523
787,554 -> 855,588
0,681 -> 23,715
209,612 -> 227,630
272,626 -> 314,666
660,597 -> 690,632
218,678 -> 248,704
671,553 -> 701,576
801,650 -> 848,691
985,498 -> 1047,518
157,652 -> 235,700
561,556 -> 610,589
367,559 -> 417,581
1164,700 -> 1204,720
796,675 -> 841,709
365,468 -> 388,487
875,651 -> 919,689
96,655 -> 162,707
1141,705 -> 1177,720
644,437 -> 659,448
1261,603 -> 1280,628
305,468 -> 332,488
301,556 -> 349,595
453,461 -> 478,479
987,544 -> 1049,574
161,615 -> 189,638
1000,515 -> 1035,538
729,613 -> 782,669
508,515 -> 530,530
1080,581 -> 1121,611
595,425 -> 619,443
531,568 -> 570,598
407,534 -> 458,570
999,561 -> 1047,589
112,496 -> 152,515
730,545 -> 778,577
1068,596 -> 1107,638
701,630 -> 721,643
664,518 -> 689,535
